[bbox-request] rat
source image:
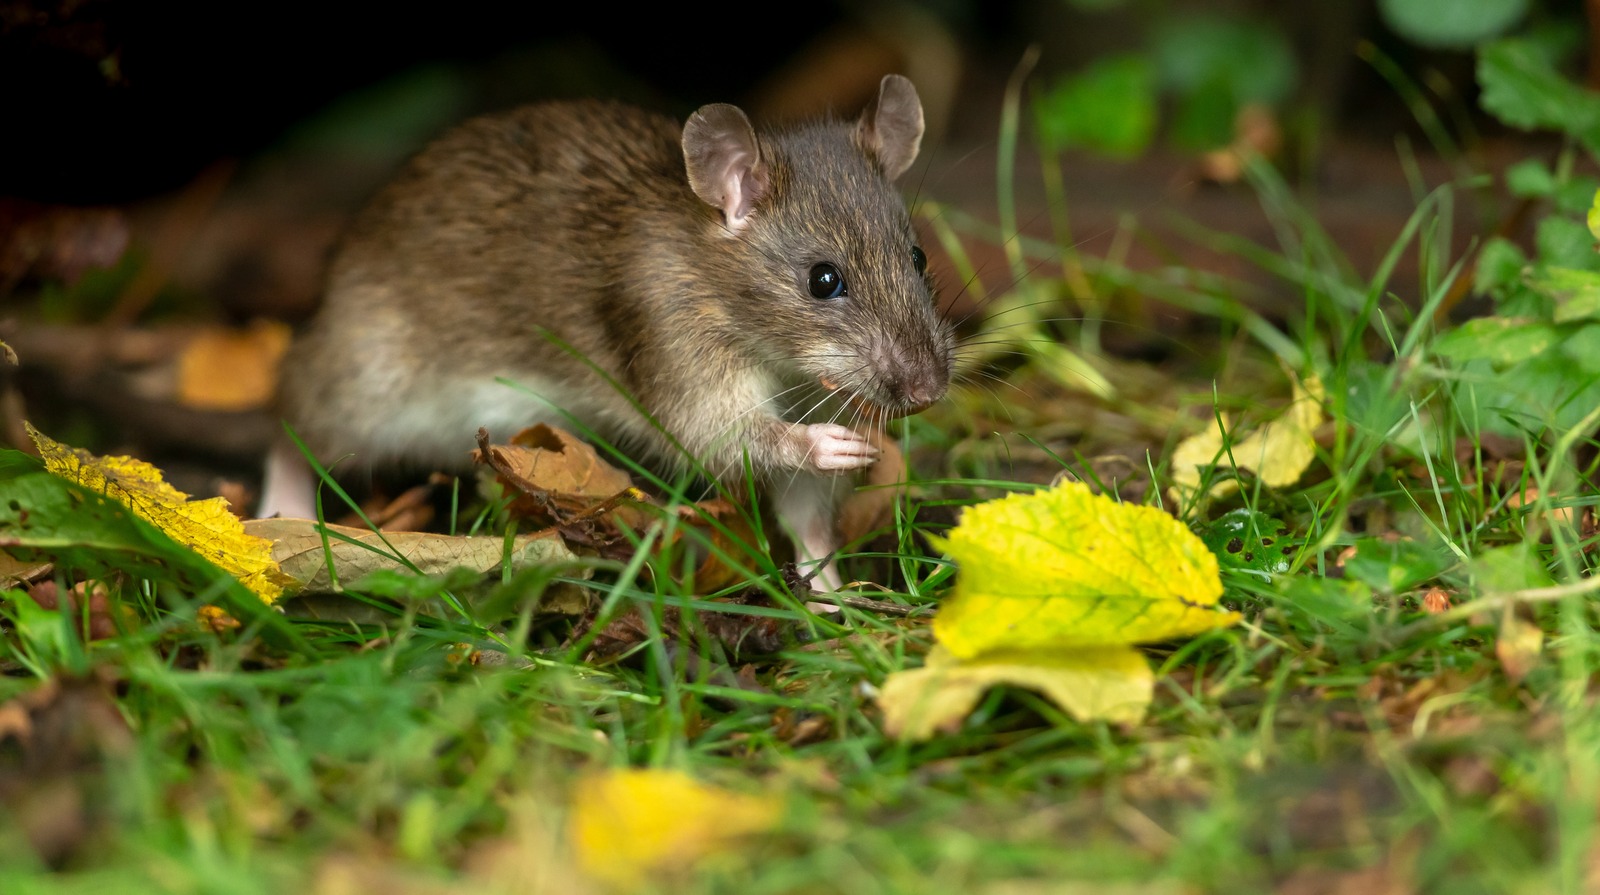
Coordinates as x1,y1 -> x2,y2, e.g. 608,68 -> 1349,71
260,74 -> 954,592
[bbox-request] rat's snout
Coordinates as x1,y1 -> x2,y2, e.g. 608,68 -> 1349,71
891,367 -> 947,414
866,336 -> 950,416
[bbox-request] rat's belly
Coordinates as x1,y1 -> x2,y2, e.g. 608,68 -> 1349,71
366,373 -> 575,468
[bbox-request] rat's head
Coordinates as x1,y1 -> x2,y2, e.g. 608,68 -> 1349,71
682,75 -> 954,422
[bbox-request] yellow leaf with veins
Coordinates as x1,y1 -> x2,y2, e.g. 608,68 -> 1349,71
27,423 -> 291,603
928,480 -> 1234,658
880,479 -> 1234,739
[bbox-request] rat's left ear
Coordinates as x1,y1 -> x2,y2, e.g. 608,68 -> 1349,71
856,74 -> 924,181
684,103 -> 769,233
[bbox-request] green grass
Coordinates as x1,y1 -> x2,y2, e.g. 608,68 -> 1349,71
6,94 -> 1600,895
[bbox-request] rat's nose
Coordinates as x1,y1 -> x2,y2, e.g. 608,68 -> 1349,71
896,371 -> 947,414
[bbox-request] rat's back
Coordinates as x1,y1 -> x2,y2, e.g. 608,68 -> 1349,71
273,100 -> 689,481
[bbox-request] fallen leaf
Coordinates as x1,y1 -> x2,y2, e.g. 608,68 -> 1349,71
929,481 -> 1235,656
175,319 -> 291,411
879,644 -> 1151,739
1,551 -> 50,589
477,427 -> 770,591
26,580 -> 125,640
1170,373 -> 1324,506
197,604 -> 242,633
243,517 -> 581,594
1421,587 -> 1452,614
568,769 -> 781,890
837,431 -> 906,543
669,498 -> 762,593
880,480 -> 1234,738
475,426 -> 653,554
28,423 -> 293,603
1496,615 -> 1543,683
482,424 -> 636,512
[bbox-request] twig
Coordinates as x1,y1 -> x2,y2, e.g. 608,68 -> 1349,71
805,592 -> 924,617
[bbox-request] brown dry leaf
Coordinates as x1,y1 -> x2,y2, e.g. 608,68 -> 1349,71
479,427 -> 772,588
773,709 -> 833,747
476,426 -> 655,554
26,580 -> 125,640
1496,615 -> 1543,683
671,497 -> 761,593
1,551 -> 50,590
493,424 -> 634,502
838,430 -> 905,543
569,769 -> 781,890
197,604 -> 242,633
244,517 -> 582,595
175,319 -> 292,411
29,422 -> 293,603
1420,587 -> 1452,614
360,482 -> 439,532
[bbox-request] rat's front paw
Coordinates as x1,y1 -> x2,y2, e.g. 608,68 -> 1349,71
791,423 -> 880,473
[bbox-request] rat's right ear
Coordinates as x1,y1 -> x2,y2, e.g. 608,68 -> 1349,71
856,74 -> 924,181
684,104 -> 769,234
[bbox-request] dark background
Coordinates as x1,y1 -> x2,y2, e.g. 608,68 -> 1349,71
1,0 -> 1480,203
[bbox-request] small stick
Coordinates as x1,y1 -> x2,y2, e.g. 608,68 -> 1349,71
805,592 -> 922,617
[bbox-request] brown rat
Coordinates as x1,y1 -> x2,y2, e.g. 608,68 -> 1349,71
261,74 -> 954,590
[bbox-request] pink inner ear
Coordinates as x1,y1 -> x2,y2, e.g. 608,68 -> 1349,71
683,103 -> 767,230
717,145 -> 766,228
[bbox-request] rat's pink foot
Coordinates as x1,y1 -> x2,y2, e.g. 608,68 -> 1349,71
786,423 -> 879,473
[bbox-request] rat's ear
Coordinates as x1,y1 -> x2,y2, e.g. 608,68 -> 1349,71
856,74 -> 924,181
684,103 -> 768,233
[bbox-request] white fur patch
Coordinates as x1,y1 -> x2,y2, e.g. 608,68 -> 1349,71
365,373 -> 574,468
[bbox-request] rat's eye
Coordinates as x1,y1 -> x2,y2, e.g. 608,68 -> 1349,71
911,246 -> 927,274
808,263 -> 846,299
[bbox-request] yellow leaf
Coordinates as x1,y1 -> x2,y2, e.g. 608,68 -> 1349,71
879,644 -> 1151,740
176,320 -> 291,411
928,480 -> 1235,658
27,423 -> 292,603
1169,373 -> 1324,505
569,769 -> 780,890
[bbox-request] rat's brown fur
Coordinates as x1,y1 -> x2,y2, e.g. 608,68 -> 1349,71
270,76 -> 952,588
